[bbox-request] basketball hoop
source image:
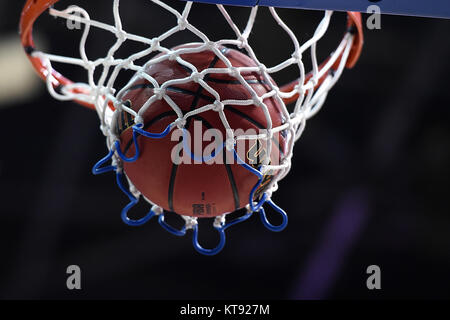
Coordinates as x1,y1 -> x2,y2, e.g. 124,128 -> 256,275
20,0 -> 363,255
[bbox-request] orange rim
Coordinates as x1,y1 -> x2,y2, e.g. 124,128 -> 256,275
20,0 -> 364,108
20,0 -> 98,109
279,12 -> 364,104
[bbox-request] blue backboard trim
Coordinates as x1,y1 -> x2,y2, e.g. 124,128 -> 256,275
189,0 -> 450,19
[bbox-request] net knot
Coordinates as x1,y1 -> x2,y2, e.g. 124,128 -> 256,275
251,93 -> 264,107
175,117 -> 186,129
134,115 -> 144,125
294,83 -> 304,95
237,36 -> 248,49
229,67 -> 240,79
98,87 -> 113,97
105,55 -> 115,66
114,99 -> 124,110
258,64 -> 267,74
150,37 -> 160,51
153,87 -> 165,100
213,100 -> 224,112
260,164 -> 270,174
309,76 -> 318,87
281,157 -> 290,167
291,51 -> 302,61
116,29 -> 127,43
191,72 -> 203,83
84,61 -> 95,72
213,215 -> 226,228
129,184 -> 140,198
152,205 -> 164,216
168,52 -> 178,61
177,17 -> 189,30
225,138 -> 235,151
111,157 -> 122,172
100,124 -> 109,136
184,216 -> 198,230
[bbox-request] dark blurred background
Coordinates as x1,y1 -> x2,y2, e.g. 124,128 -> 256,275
0,0 -> 449,299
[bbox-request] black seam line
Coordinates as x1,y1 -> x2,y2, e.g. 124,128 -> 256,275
126,84 -> 215,103
125,80 -> 282,156
168,54 -> 222,212
224,149 -> 240,210
120,98 -> 284,162
203,55 -> 239,210
167,164 -> 178,212
192,115 -> 240,210
225,106 -> 284,156
191,115 -> 213,129
188,55 -> 221,114
206,77 -> 268,85
127,77 -> 267,94
178,62 -> 193,75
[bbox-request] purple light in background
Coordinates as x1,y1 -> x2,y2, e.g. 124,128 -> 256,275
291,189 -> 370,299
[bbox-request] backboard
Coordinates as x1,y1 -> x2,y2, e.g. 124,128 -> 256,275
193,0 -> 450,19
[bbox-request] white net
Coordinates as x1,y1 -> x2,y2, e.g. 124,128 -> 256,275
30,0 -> 358,254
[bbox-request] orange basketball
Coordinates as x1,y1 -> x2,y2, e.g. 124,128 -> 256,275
116,44 -> 287,217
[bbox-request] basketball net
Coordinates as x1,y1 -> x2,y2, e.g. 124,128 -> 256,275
20,0 -> 363,255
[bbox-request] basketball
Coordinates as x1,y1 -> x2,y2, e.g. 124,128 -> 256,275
116,44 -> 287,217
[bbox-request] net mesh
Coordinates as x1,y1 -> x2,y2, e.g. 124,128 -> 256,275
32,0 -> 357,255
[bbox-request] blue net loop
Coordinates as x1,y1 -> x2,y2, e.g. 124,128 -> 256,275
258,198 -> 288,232
192,224 -> 226,256
132,122 -> 172,139
92,148 -> 116,175
191,211 -> 253,256
121,205 -> 156,226
158,213 -> 187,237
232,149 -> 262,176
113,138 -> 139,163
232,149 -> 268,212
114,123 -> 172,163
114,170 -> 156,226
222,211 -> 253,230
92,122 -> 172,174
249,191 -> 267,212
92,121 -> 288,255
